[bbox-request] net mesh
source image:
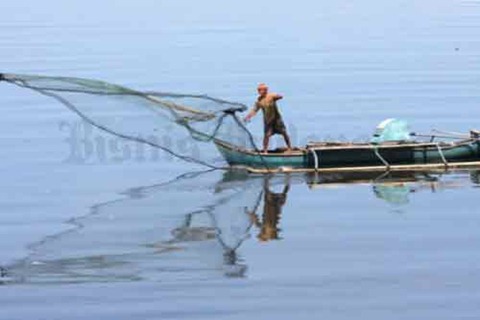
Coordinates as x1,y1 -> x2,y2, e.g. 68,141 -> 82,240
1,73 -> 262,169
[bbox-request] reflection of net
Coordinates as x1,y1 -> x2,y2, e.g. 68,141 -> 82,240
1,73 -> 261,169
2,170 -> 264,283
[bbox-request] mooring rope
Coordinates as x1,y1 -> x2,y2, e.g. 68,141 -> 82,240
435,143 -> 449,167
374,147 -> 390,169
308,147 -> 320,172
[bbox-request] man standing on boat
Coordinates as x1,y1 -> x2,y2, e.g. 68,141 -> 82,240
244,83 -> 292,153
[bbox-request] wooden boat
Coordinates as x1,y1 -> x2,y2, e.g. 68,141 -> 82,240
214,134 -> 480,173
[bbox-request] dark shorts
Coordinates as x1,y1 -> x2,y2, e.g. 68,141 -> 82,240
265,117 -> 287,136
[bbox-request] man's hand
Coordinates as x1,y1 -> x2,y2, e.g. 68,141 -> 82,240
272,93 -> 283,101
244,110 -> 257,123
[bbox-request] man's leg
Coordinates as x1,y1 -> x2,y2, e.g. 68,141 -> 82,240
282,131 -> 292,151
263,130 -> 273,153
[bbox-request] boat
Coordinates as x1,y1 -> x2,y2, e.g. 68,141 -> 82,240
214,132 -> 480,173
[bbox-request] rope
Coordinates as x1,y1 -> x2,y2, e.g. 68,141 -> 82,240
373,170 -> 392,183
232,113 -> 271,170
435,143 -> 449,167
308,148 -> 319,172
146,94 -> 216,120
374,147 -> 390,169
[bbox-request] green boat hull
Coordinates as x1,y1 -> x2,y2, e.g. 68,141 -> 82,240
215,139 -> 480,170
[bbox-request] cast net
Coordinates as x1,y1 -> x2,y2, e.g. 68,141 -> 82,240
0,73 -> 263,169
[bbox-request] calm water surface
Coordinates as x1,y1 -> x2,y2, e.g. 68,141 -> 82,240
1,0 -> 480,319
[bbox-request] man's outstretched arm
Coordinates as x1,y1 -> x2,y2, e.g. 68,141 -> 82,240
272,93 -> 283,101
244,105 -> 260,122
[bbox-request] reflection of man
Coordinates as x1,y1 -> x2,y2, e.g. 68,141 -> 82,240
249,177 -> 290,242
471,171 -> 480,185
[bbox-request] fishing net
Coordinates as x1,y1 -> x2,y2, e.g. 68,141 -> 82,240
0,73 -> 262,169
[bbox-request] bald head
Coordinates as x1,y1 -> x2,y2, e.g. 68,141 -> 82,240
257,83 -> 269,97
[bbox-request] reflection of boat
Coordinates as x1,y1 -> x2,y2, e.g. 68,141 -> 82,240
2,169 -> 479,284
307,170 -> 474,204
215,137 -> 480,172
305,170 -> 437,187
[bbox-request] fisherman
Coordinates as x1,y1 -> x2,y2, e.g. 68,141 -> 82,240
244,83 -> 292,153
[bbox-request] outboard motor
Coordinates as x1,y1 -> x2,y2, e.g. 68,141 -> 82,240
371,118 -> 412,144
